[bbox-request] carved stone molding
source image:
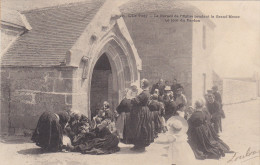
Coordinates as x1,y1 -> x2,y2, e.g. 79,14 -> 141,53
81,56 -> 90,79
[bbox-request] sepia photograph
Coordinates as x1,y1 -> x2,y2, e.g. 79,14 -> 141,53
0,0 -> 259,164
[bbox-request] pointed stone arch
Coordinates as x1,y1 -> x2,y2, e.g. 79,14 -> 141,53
86,35 -> 139,116
68,16 -> 142,117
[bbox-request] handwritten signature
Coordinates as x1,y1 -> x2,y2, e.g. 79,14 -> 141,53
227,147 -> 260,163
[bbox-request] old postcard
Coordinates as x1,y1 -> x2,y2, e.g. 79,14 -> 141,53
1,0 -> 259,165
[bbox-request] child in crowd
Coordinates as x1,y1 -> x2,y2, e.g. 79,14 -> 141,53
166,116 -> 196,165
184,106 -> 195,120
93,109 -> 105,127
93,101 -> 117,134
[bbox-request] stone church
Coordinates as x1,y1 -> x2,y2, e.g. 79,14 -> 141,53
0,0 -> 215,135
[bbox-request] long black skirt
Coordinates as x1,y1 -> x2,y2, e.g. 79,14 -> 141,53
130,106 -> 154,147
31,111 -> 63,152
151,111 -> 163,137
120,112 -> 135,144
72,128 -> 120,155
188,123 -> 230,160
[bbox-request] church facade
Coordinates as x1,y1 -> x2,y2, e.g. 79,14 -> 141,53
0,0 -> 215,135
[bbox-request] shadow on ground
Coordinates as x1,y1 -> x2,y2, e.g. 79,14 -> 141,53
0,135 -> 32,144
17,148 -> 44,155
115,146 -> 148,155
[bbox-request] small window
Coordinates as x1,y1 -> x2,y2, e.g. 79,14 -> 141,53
203,25 -> 206,49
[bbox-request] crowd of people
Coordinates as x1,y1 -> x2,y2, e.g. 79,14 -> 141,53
31,78 -> 233,164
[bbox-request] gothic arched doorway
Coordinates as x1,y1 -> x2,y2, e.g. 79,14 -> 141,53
69,20 -> 142,118
90,53 -> 114,118
87,38 -> 139,118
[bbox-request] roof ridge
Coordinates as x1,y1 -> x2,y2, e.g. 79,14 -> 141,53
21,0 -> 104,14
0,20 -> 26,29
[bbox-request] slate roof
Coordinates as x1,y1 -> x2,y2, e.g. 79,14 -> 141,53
1,0 -> 105,66
1,0 -> 215,67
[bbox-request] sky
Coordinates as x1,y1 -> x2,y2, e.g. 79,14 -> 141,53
1,0 -> 260,78
189,1 -> 260,78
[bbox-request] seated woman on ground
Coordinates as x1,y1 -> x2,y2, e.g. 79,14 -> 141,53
93,109 -> 105,127
93,101 -> 117,134
101,101 -> 118,122
65,116 -> 120,155
64,111 -> 91,146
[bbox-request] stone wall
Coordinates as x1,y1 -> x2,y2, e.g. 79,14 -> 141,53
0,67 -> 76,135
222,79 -> 257,104
123,11 -> 193,104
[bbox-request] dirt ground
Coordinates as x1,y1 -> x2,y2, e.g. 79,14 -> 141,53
0,99 -> 259,165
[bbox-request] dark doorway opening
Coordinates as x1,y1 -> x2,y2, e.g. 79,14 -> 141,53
90,53 -> 113,118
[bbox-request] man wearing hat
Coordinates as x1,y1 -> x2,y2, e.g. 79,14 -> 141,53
150,78 -> 165,96
163,87 -> 177,121
206,94 -> 222,133
171,79 -> 182,100
212,85 -> 225,118
162,86 -> 172,103
212,86 -> 221,104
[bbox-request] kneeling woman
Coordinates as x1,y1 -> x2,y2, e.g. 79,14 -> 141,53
187,99 -> 231,160
31,111 -> 70,152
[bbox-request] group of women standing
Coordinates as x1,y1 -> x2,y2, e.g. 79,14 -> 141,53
115,78 -> 189,151
31,78 -> 233,163
116,79 -> 155,152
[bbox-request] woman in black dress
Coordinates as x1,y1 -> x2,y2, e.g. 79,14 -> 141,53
64,112 -> 91,146
148,94 -> 165,138
31,111 -> 70,152
115,87 -> 138,144
187,99 -> 231,160
66,119 -> 120,155
130,79 -> 154,151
